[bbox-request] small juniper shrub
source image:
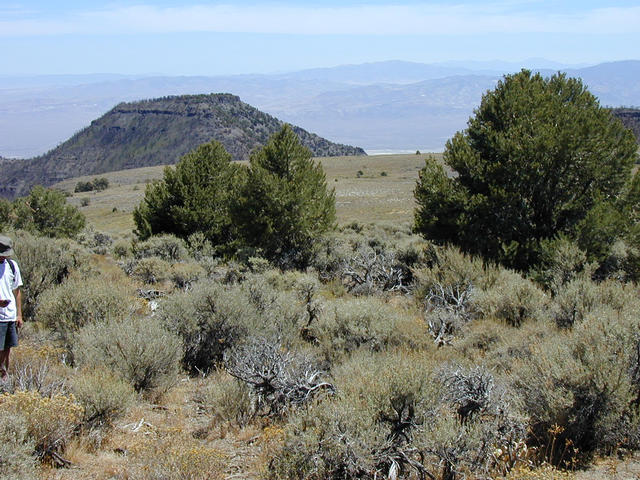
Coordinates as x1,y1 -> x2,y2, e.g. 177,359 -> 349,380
12,230 -> 87,320
70,368 -> 136,430
0,411 -> 38,480
0,390 -> 83,466
73,315 -> 182,395
37,275 -> 139,354
224,334 -> 332,418
193,370 -> 252,427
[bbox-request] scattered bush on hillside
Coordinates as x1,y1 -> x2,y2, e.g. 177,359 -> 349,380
12,230 -> 87,320
12,185 -> 85,238
38,276 -> 138,353
74,177 -> 109,193
0,411 -> 38,480
74,315 -> 182,394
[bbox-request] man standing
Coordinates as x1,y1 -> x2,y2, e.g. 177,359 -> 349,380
0,235 -> 23,381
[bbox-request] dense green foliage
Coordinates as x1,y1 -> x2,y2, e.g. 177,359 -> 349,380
133,140 -> 245,251
134,126 -> 336,266
233,124 -> 336,267
11,186 -> 85,238
414,70 -> 638,270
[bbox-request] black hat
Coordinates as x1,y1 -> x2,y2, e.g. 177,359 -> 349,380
0,235 -> 14,257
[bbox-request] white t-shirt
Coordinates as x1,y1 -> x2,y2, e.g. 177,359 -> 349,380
0,258 -> 23,322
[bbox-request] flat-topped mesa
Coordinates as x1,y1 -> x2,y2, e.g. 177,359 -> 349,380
0,93 -> 365,199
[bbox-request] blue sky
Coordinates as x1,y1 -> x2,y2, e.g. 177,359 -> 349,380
2,1 -> 639,75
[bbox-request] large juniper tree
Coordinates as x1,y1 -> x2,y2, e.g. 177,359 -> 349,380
233,124 -> 336,267
414,70 -> 638,270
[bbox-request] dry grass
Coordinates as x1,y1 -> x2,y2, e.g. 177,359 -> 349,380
54,153 -> 438,236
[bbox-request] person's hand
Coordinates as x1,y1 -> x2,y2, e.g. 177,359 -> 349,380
16,315 -> 23,329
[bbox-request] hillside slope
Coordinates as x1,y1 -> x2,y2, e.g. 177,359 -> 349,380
612,108 -> 640,143
0,93 -> 365,199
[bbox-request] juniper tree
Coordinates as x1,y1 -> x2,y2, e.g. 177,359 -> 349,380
133,140 -> 245,252
233,124 -> 336,268
414,70 -> 638,270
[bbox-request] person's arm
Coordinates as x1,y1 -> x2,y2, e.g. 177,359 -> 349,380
13,288 -> 22,328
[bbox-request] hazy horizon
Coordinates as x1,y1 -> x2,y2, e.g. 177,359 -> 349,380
2,1 -> 639,76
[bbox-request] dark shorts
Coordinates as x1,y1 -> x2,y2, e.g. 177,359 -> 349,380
0,322 -> 18,350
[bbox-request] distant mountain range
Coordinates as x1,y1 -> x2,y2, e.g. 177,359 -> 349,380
0,94 -> 365,199
0,60 -> 639,158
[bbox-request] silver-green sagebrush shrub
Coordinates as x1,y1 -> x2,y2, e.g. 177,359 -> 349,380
37,275 -> 138,351
12,230 -> 87,320
268,350 -> 527,479
512,307 -> 640,464
551,277 -> 638,329
530,236 -> 593,293
73,316 -> 182,394
131,256 -> 171,284
133,234 -> 189,262
169,261 -> 205,290
70,368 -> 136,429
0,411 -> 38,480
473,268 -> 548,327
156,281 -> 259,374
312,297 -> 427,363
193,370 -> 252,427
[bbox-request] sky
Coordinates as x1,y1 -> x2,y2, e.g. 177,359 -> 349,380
1,1 -> 639,75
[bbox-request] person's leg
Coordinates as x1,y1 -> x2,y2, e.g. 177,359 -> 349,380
0,349 -> 9,380
0,323 -> 17,380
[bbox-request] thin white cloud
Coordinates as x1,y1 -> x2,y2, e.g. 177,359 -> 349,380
1,3 -> 639,36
